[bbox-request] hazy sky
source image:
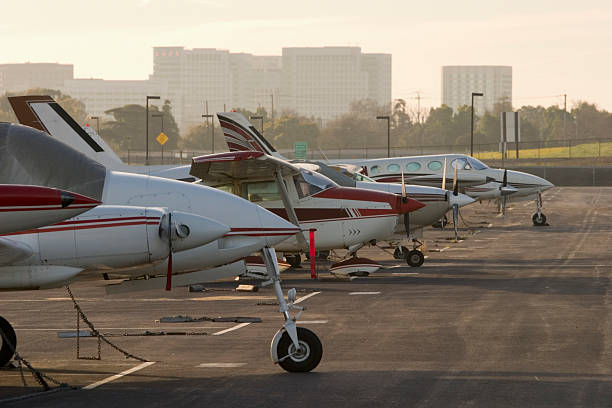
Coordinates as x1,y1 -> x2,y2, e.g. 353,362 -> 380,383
3,0 -> 611,111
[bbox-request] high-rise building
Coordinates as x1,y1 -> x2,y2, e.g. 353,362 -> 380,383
0,63 -> 73,94
441,66 -> 512,114
281,47 -> 391,124
151,47 -> 231,132
229,53 -> 281,114
62,78 -> 168,119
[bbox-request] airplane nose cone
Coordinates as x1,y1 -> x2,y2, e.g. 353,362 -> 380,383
398,197 -> 426,214
170,211 -> 231,252
538,177 -> 554,191
449,192 -> 475,208
255,206 -> 301,247
64,191 -> 102,208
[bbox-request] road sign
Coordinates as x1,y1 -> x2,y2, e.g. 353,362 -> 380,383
294,142 -> 307,160
156,132 -> 168,146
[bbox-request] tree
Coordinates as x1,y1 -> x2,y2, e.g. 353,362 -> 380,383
101,101 -> 180,152
0,88 -> 86,124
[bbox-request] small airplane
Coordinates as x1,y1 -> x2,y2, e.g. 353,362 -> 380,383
216,112 -> 476,267
189,150 -> 425,275
0,122 -> 321,373
216,109 -> 554,226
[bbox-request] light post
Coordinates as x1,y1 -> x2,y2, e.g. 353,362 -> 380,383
202,114 -> 214,153
152,113 -> 164,164
90,116 -> 100,134
470,92 -> 484,156
145,95 -> 160,165
250,115 -> 264,136
376,115 -> 391,157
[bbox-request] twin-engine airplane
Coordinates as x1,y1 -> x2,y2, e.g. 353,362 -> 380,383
0,123 -> 323,373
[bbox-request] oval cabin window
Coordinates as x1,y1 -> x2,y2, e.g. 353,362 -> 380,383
387,163 -> 400,173
427,161 -> 443,171
405,162 -> 421,172
370,165 -> 380,174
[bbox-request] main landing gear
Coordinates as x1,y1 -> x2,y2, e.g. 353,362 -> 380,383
532,192 -> 548,226
285,254 -> 302,268
0,316 -> 16,367
263,247 -> 322,372
393,239 -> 425,267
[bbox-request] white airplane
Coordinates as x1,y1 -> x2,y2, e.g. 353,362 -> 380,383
0,123 -> 323,373
333,154 -> 554,226
216,109 -> 553,226
189,150 -> 425,274
0,184 -> 100,234
216,112 -> 475,266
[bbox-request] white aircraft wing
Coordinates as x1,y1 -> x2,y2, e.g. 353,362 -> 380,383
0,238 -> 33,266
189,151 -> 301,185
408,173 -> 494,187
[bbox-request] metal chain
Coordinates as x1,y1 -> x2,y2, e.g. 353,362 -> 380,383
0,328 -> 73,391
65,286 -> 148,362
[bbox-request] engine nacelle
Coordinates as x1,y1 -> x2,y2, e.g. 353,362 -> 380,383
0,265 -> 82,290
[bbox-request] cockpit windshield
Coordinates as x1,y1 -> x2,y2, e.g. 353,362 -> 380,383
294,169 -> 336,198
352,172 -> 376,182
466,157 -> 488,170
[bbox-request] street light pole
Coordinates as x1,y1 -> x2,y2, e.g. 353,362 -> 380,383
250,115 -> 264,137
90,116 -> 100,134
202,114 -> 214,153
470,92 -> 484,156
376,115 -> 391,157
145,95 -> 160,165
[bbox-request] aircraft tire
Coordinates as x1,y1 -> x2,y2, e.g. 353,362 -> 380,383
393,246 -> 409,259
532,213 -> 547,226
406,250 -> 424,267
286,254 -> 302,268
276,327 -> 322,373
0,316 -> 16,367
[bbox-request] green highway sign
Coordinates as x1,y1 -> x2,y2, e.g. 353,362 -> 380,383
294,142 -> 307,160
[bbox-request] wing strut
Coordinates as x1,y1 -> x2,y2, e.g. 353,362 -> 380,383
274,169 -> 309,252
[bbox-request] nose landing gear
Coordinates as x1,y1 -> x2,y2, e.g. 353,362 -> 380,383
533,192 -> 548,226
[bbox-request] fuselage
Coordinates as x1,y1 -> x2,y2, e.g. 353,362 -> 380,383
334,154 -> 554,201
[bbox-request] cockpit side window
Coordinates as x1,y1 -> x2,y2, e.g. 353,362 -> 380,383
451,158 -> 471,170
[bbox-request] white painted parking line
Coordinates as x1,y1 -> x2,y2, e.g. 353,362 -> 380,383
83,361 -> 155,390
299,320 -> 328,324
212,322 -> 251,336
294,291 -> 321,304
392,272 -> 419,276
349,291 -> 381,295
197,363 -> 246,368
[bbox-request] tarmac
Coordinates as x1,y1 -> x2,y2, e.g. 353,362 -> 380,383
2,186 -> 612,407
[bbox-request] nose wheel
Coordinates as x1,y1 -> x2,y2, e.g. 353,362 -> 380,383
532,212 -> 547,226
0,316 -> 16,367
274,327 -> 323,372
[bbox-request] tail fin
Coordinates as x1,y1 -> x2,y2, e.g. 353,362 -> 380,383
217,112 -> 286,159
8,95 -> 126,170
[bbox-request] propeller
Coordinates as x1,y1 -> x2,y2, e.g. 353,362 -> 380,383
165,212 -> 173,291
500,169 -> 508,216
440,158 -> 447,230
401,170 -> 411,256
451,164 -> 459,241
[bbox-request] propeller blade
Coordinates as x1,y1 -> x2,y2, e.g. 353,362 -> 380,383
453,165 -> 459,196
502,195 -> 507,216
441,158 -> 447,190
503,169 -> 508,187
165,212 -> 173,291
401,170 -> 407,200
452,203 -> 459,241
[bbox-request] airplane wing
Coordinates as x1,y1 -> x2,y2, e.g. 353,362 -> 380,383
407,174 -> 494,188
189,151 -> 301,186
0,238 -> 33,266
